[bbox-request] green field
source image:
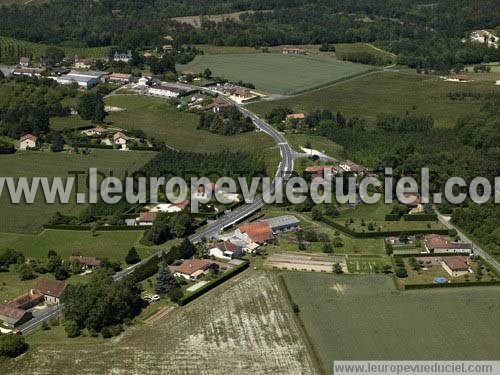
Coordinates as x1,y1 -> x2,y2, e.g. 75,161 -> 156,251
0,229 -> 157,260
0,149 -> 155,233
248,71 -> 498,128
286,133 -> 344,159
101,95 -> 275,152
346,255 -> 391,273
282,272 -> 500,374
0,36 -> 109,63
177,53 -> 372,94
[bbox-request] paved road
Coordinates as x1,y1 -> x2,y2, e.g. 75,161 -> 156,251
19,305 -> 61,334
436,211 -> 500,271
113,92 -> 294,281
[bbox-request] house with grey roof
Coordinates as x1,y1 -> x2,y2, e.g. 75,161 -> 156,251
260,215 -> 300,234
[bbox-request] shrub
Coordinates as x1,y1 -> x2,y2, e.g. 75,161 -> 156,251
64,319 -> 81,338
41,321 -> 50,330
101,327 -> 112,338
0,335 -> 28,358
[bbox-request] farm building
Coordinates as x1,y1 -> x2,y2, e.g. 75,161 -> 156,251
148,84 -> 192,98
235,222 -> 274,245
7,291 -> 44,310
424,235 -> 472,254
440,256 -> 471,277
19,133 -> 38,150
109,72 -> 132,83
0,304 -> 32,329
209,241 -> 245,260
305,165 -> 337,178
261,215 -> 300,234
171,259 -> 219,280
51,70 -> 108,89
81,127 -> 108,136
33,278 -> 67,305
13,67 -> 45,77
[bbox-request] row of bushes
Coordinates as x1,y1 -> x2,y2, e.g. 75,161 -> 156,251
385,214 -> 401,221
405,280 -> 500,290
43,224 -> 145,231
322,217 -> 450,238
403,214 -> 437,221
177,261 -> 249,306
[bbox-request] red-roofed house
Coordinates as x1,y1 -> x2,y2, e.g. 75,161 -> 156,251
440,256 -> 471,277
286,113 -> 305,121
19,134 -> 39,150
69,255 -> 102,270
138,211 -> 157,226
171,259 -> 219,280
424,235 -> 472,254
7,291 -> 44,310
235,222 -> 274,245
33,278 -> 67,304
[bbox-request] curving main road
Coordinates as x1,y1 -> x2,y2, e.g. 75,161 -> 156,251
113,94 -> 294,281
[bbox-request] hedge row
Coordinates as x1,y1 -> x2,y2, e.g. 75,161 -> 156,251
403,214 -> 437,221
385,214 -> 401,221
177,261 -> 249,306
321,217 -> 451,238
405,280 -> 500,290
43,224 -> 145,231
73,143 -> 114,150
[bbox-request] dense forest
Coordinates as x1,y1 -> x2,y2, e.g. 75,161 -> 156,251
0,0 -> 498,70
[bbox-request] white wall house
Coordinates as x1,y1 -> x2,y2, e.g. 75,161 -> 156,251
19,134 -> 38,150
148,85 -> 183,98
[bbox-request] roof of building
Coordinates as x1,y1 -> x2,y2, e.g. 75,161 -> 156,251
7,291 -> 43,309
305,165 -> 336,173
152,85 -> 189,94
20,133 -> 38,142
424,234 -> 472,250
209,96 -> 233,109
238,222 -> 274,243
139,211 -> 157,222
109,72 -> 131,79
69,256 -> 102,267
261,215 -> 300,230
0,304 -> 28,323
33,278 -> 67,298
175,259 -> 215,276
174,199 -> 190,210
113,131 -> 128,141
286,113 -> 305,120
215,240 -> 240,253
442,256 -> 470,270
19,56 -> 30,63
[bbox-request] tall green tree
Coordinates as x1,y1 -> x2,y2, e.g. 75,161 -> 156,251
155,260 -> 177,295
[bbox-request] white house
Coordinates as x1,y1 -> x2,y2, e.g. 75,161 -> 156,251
33,278 -> 67,305
113,51 -> 132,62
137,77 -> 149,87
113,132 -> 129,147
74,56 -> 94,69
19,56 -> 31,67
109,72 -> 132,83
19,134 -> 38,150
209,241 -> 244,260
81,127 -> 108,137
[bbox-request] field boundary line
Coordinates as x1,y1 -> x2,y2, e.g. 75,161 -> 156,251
276,273 -> 325,375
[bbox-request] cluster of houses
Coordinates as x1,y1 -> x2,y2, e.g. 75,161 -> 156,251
207,82 -> 258,104
304,160 -> 368,179
126,200 -> 191,226
467,29 -> 499,48
80,128 -> 131,149
0,278 -> 67,329
282,47 -> 306,55
208,215 -> 301,260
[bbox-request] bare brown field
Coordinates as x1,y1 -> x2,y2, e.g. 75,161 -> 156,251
266,251 -> 347,273
1,271 -> 316,374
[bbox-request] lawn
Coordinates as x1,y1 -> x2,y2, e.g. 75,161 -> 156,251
0,149 -> 155,233
346,255 -> 392,273
282,272 -> 500,374
50,115 -> 92,131
248,71 -> 497,128
177,53 -> 372,94
0,271 -> 316,374
104,95 -> 276,152
287,133 -> 344,159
